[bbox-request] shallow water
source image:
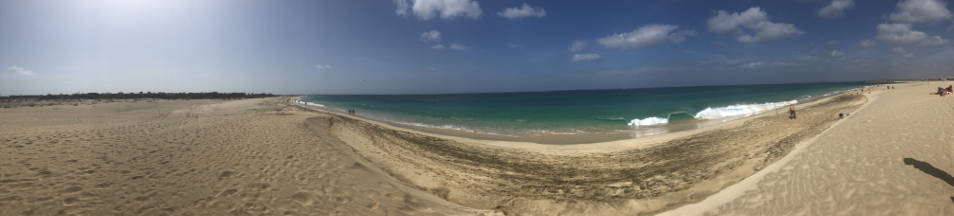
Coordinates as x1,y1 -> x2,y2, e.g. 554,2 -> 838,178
302,82 -> 873,138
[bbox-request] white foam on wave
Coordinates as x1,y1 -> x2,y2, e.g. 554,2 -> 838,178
291,98 -> 327,108
627,117 -> 669,127
628,100 -> 798,127
693,100 -> 797,119
304,102 -> 325,108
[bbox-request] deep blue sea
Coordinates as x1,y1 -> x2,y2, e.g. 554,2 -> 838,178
300,82 -> 870,137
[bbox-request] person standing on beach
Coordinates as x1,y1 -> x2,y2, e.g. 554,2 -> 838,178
789,104 -> 797,119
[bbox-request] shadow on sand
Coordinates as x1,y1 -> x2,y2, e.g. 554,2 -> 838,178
902,158 -> 954,205
903,158 -> 954,187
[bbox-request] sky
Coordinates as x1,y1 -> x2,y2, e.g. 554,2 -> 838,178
1,0 -> 954,95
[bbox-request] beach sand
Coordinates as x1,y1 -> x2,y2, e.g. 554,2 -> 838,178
1,82 -> 946,215
0,98 -> 492,215
303,89 -> 867,215
662,81 -> 954,215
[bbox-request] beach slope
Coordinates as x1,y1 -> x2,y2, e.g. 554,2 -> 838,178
664,81 -> 954,215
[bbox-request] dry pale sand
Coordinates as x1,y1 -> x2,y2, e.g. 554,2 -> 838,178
0,98 -> 492,215
663,81 -> 954,215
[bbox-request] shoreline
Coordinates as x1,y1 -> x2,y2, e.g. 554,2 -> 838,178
291,86 -> 864,145
290,85 -> 874,215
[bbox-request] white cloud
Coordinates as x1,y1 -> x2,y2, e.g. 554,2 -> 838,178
314,65 -> 332,71
875,23 -> 948,46
597,24 -> 691,49
432,44 -> 446,49
889,0 -> 952,23
572,53 -> 601,62
740,61 -> 793,69
449,43 -> 468,51
497,3 -> 546,19
741,61 -> 765,69
707,7 -> 804,43
420,30 -> 441,42
892,47 -> 915,57
818,0 -> 855,18
668,29 -> 696,43
923,35 -> 949,45
8,66 -> 36,76
393,0 -> 482,20
829,50 -> 845,57
569,41 -> 587,52
860,39 -> 876,47
394,0 -> 411,16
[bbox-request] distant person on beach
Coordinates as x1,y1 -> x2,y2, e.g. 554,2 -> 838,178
789,104 -> 797,119
839,113 -> 844,119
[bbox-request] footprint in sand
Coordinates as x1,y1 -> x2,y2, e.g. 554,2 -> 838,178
219,170 -> 235,179
219,188 -> 238,196
63,197 -> 79,205
61,186 -> 83,193
134,195 -> 150,201
290,191 -> 314,206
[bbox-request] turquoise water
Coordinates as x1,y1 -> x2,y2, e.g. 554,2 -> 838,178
302,82 -> 870,136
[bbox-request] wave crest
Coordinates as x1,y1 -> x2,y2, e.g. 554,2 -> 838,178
628,100 -> 797,127
693,100 -> 797,119
627,117 -> 669,127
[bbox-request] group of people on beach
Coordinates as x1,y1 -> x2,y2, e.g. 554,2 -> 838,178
347,108 -> 356,115
838,112 -> 850,119
935,85 -> 953,96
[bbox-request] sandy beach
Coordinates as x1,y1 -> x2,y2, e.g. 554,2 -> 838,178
662,81 -> 954,215
0,98 -> 492,215
1,82 -> 950,215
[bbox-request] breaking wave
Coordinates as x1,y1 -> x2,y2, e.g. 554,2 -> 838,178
693,100 -> 797,119
627,117 -> 669,127
628,100 -> 798,127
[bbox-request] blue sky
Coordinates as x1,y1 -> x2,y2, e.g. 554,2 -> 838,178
1,0 -> 953,95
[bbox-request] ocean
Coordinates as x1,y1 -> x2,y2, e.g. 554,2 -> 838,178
299,82 -> 871,141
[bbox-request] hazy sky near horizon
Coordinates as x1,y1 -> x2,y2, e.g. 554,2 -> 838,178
2,0 -> 954,95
